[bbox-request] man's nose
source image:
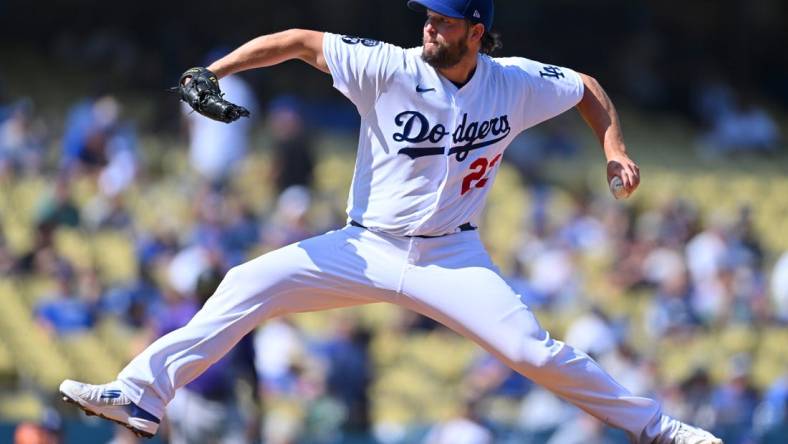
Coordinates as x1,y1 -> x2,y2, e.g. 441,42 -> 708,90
424,21 -> 436,34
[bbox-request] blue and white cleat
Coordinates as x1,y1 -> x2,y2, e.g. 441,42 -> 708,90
59,379 -> 159,439
672,422 -> 723,444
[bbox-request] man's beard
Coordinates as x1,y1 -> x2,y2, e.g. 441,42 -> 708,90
421,36 -> 469,69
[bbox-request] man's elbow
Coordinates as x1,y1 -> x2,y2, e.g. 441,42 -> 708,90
279,29 -> 310,52
578,72 -> 600,90
576,72 -> 611,109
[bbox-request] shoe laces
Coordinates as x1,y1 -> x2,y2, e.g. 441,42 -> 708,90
674,423 -> 719,444
80,383 -> 131,406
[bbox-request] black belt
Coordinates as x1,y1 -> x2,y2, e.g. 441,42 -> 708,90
350,220 -> 475,238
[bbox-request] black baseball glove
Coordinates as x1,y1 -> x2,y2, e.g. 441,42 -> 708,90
174,67 -> 250,123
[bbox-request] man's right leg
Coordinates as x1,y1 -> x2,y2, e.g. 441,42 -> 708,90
60,228 -> 393,437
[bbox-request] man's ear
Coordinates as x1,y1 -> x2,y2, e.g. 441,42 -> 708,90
471,23 -> 485,43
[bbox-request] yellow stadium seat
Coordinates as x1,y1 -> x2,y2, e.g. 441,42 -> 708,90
59,332 -> 123,384
54,227 -> 92,270
91,230 -> 137,284
0,280 -> 73,385
0,391 -> 44,423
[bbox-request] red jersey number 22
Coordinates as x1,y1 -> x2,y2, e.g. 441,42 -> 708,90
461,153 -> 502,195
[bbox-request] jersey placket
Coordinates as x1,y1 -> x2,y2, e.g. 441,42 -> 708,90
411,58 -> 485,235
411,90 -> 460,235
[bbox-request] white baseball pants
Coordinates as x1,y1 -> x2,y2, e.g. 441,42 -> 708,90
117,226 -> 678,443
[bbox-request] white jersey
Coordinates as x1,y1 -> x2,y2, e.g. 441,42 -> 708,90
323,33 -> 584,237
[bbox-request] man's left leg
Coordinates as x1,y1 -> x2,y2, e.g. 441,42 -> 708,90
394,231 -> 720,444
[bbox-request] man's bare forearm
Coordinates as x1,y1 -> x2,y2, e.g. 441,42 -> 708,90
575,73 -> 626,160
207,29 -> 328,79
575,72 -> 640,193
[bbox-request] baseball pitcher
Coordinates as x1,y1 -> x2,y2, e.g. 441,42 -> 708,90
61,1 -> 721,443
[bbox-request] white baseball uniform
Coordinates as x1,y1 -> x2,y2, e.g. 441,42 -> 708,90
117,33 -> 679,443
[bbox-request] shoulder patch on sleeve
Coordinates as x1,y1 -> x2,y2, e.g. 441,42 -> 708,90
538,65 -> 565,80
341,35 -> 381,47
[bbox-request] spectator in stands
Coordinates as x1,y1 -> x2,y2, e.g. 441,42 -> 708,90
318,315 -> 373,435
254,318 -> 307,396
609,208 -> 655,292
104,228 -> 180,329
557,192 -> 608,254
657,199 -> 700,248
82,193 -> 133,231
599,343 -> 658,399
518,239 -> 580,310
685,215 -> 731,323
35,177 -> 80,229
167,235 -> 225,303
188,189 -> 228,250
220,194 -> 260,264
668,369 -> 716,432
518,387 -> 576,441
644,270 -> 700,339
686,214 -> 729,285
14,423 -> 58,444
101,261 -> 162,330
729,205 -> 764,270
254,318 -> 310,444
754,374 -> 788,443
691,69 -> 736,130
188,189 -> 258,268
700,92 -> 780,156
423,398 -> 493,444
35,265 -> 97,336
294,363 -> 348,444
260,185 -> 315,250
544,414 -> 607,444
711,354 -> 760,443
254,318 -> 354,443
135,228 -> 180,270
13,407 -> 62,444
564,307 -> 618,359
641,242 -> 686,290
0,98 -> 47,178
267,95 -> 315,194
61,95 -> 138,196
183,49 -> 257,188
12,224 -> 62,276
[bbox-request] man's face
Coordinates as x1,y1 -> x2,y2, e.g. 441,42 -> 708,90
421,10 -> 471,69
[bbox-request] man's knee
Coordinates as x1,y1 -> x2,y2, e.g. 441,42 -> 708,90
221,252 -> 293,295
502,328 -> 564,372
218,264 -> 248,293
210,261 -> 273,306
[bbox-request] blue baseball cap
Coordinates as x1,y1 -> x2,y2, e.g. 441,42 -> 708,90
408,0 -> 494,32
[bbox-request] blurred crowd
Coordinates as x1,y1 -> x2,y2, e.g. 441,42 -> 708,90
1,44 -> 787,444
498,192 -> 787,444
6,1 -> 788,129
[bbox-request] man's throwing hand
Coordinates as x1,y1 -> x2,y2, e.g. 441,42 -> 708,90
606,154 -> 640,199
174,67 -> 250,123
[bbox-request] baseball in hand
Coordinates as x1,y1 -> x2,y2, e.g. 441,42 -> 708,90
609,176 -> 628,200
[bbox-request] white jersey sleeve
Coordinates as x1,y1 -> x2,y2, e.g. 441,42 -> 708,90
322,33 -> 403,114
498,57 -> 585,131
